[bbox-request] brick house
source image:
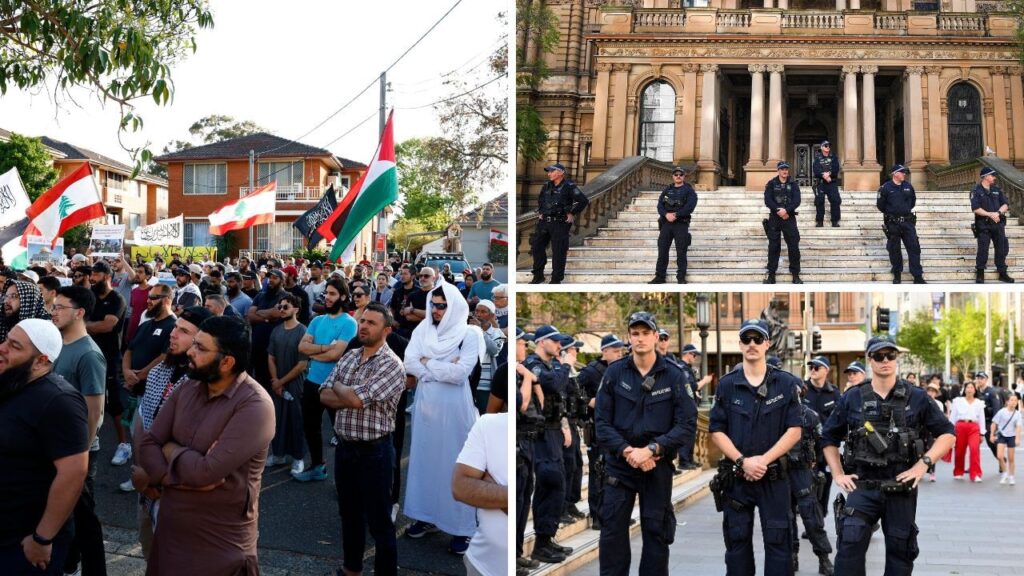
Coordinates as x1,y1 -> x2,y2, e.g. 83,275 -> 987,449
153,133 -> 371,257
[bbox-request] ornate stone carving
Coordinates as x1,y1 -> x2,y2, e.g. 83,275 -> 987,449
991,65 -> 1009,76
841,65 -> 860,75
627,96 -> 638,113
905,66 -> 926,76
595,62 -> 613,73
861,65 -> 880,75
766,64 -> 785,74
747,64 -> 767,73
924,66 -> 942,75
984,98 -> 994,114
681,63 -> 700,73
611,62 -> 631,72
598,45 -> 1018,63
1008,66 -> 1023,76
700,64 -> 720,73
651,63 -> 663,78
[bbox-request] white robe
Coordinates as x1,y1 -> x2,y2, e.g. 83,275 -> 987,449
403,319 -> 480,536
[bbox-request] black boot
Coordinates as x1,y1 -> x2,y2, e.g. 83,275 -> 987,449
677,275 -> 687,284
816,221 -> 824,228
892,271 -> 901,284
977,269 -> 986,284
566,504 -> 586,520
517,556 -> 540,569
550,541 -> 574,555
792,273 -> 803,284
818,554 -> 835,576
764,273 -> 776,284
792,553 -> 799,572
999,270 -> 1015,283
649,276 -> 666,284
529,276 -> 545,285
531,537 -> 567,564
913,275 -> 926,284
832,221 -> 840,227
591,517 -> 602,531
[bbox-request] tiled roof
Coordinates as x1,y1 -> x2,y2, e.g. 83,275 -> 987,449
461,192 -> 508,228
335,155 -> 367,170
153,132 -> 337,162
38,136 -> 167,185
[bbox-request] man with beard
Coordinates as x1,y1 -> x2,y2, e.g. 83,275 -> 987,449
467,262 -> 499,305
318,302 -> 405,576
266,293 -> 308,475
126,264 -> 154,344
0,280 -> 53,343
122,285 -> 174,399
170,268 -> 200,315
71,266 -> 91,289
200,269 -> 225,299
241,272 -> 260,299
281,266 -> 311,326
138,316 -> 274,576
126,307 -> 211,553
51,287 -> 107,576
304,261 -> 326,318
403,283 -> 480,555
295,278 -> 356,482
0,319 -> 89,576
86,261 -> 130,467
390,265 -> 420,338
246,269 -> 287,390
224,272 -> 252,317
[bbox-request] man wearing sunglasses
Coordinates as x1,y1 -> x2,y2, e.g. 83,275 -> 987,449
764,161 -> 803,285
709,319 -> 803,575
594,312 -> 697,576
821,335 -> 954,575
121,285 -> 174,398
878,164 -> 926,284
650,166 -> 697,285
804,355 -> 839,523
842,361 -> 866,391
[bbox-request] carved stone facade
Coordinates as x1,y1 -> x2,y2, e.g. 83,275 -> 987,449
516,0 -> 1024,202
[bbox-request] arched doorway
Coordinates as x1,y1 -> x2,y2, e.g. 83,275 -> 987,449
792,117 -> 829,187
947,82 -> 983,164
638,80 -> 676,162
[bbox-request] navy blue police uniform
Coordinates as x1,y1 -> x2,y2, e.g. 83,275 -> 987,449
763,163 -> 802,283
970,179 -> 1011,277
803,373 -> 840,519
813,143 -> 842,227
978,375 -> 1003,461
788,400 -> 833,574
531,163 -> 590,284
877,166 -> 923,282
577,356 -> 611,527
821,378 -> 953,575
710,361 -> 803,576
595,351 -> 697,576
516,384 -> 539,566
558,337 -> 586,522
676,356 -> 701,468
654,173 -> 698,283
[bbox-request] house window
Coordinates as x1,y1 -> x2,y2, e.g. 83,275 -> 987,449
184,220 -> 215,246
254,223 -> 304,253
183,163 -> 227,195
106,172 -> 127,190
638,81 -> 676,162
127,213 -> 142,230
340,175 -> 351,190
258,161 -> 304,189
681,0 -> 709,6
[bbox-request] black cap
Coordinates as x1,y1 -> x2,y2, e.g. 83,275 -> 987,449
821,140 -> 830,147
173,267 -> 191,277
91,260 -> 112,275
777,161 -> 791,170
627,311 -> 658,331
544,162 -> 566,173
866,335 -> 898,354
179,306 -> 214,329
891,164 -> 909,175
672,166 -> 687,175
739,319 -> 770,339
311,260 -> 323,268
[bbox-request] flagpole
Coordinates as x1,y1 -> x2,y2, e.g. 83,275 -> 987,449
376,72 -> 387,264
248,149 -> 255,259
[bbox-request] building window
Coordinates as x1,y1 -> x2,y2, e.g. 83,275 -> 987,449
947,82 -> 983,164
106,171 -> 127,190
681,0 -> 709,6
255,223 -> 304,253
184,163 -> 227,195
258,161 -> 304,189
184,220 -> 215,246
127,213 -> 142,230
638,81 -> 676,162
340,175 -> 351,190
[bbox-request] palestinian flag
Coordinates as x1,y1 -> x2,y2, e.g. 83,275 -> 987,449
318,110 -> 398,261
24,162 -> 105,247
208,182 -> 276,235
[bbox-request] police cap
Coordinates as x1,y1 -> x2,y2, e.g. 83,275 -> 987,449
600,334 -> 626,350
739,319 -> 770,339
843,361 -> 866,374
543,162 -> 566,173
657,328 -> 670,340
681,343 -> 701,355
866,334 -> 898,354
626,311 -> 658,331
767,355 -> 782,368
821,140 -> 831,147
807,356 -> 831,370
890,164 -> 909,175
516,327 -> 534,342
777,161 -> 791,170
672,166 -> 687,176
980,166 -> 997,178
533,324 -> 561,343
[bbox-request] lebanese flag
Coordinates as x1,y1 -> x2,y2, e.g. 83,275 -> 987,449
489,228 -> 508,245
208,182 -> 276,235
318,110 -> 398,261
23,162 -> 105,248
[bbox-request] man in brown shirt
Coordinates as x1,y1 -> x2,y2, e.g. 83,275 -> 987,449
138,316 -> 274,576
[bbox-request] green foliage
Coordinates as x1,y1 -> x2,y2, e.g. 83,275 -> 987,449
389,218 -> 445,255
895,309 -> 944,369
0,1 -> 214,172
62,224 -> 91,253
1009,0 -> 1024,64
212,233 -> 237,259
488,242 -> 507,265
518,293 -> 684,338
516,104 -> 548,162
0,133 -> 59,200
395,138 -> 462,220
291,247 -> 328,262
936,302 -> 1007,375
515,0 -> 558,161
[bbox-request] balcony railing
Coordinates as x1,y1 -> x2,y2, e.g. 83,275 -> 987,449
782,11 -> 844,28
938,12 -> 986,32
873,12 -> 908,30
635,10 -> 686,29
239,183 -> 324,202
717,10 -> 751,28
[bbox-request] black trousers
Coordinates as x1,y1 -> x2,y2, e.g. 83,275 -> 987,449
563,425 -> 583,508
532,429 -> 566,538
766,213 -> 801,274
64,451 -> 106,576
814,185 -> 842,224
655,221 -> 691,280
976,222 -> 1009,272
587,446 -> 605,521
722,477 -> 794,576
789,467 -> 832,557
335,436 -> 397,576
531,219 -> 571,282
516,441 -> 535,558
834,487 -> 918,576
302,379 -> 336,467
599,463 -> 676,576
885,220 -> 922,276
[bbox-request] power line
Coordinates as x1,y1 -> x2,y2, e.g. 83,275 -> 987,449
395,73 -> 504,111
321,111 -> 378,149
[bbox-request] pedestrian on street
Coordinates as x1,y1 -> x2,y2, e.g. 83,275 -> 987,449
529,162 -> 589,285
975,371 -> 1004,470
990,394 -> 1021,485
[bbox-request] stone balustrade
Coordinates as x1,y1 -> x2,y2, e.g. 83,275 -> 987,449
782,11 -> 844,28
937,12 -> 987,32
979,156 -> 1024,226
716,10 -> 752,28
926,160 -> 981,191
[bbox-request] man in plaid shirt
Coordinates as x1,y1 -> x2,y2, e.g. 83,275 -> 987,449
318,301 -> 405,576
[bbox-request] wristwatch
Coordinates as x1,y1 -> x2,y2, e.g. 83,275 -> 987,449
921,455 -> 934,468
647,442 -> 660,457
734,456 -> 746,470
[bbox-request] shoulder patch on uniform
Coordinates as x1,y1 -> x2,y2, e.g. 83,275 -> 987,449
531,366 -> 543,378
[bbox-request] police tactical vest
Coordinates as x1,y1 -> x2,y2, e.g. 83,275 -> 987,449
771,180 -> 792,206
816,155 -> 834,173
844,382 -> 925,473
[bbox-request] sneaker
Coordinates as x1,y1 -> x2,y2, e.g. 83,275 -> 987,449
292,463 -> 327,482
449,536 -> 471,555
111,442 -> 132,466
953,475 -> 964,480
391,503 -> 400,523
264,455 -> 284,469
119,478 -> 135,493
290,459 -> 306,475
330,436 -> 339,447
1000,473 -> 1008,484
406,521 -> 438,538
974,476 -> 983,483
1010,476 -> 1016,485
928,473 -> 936,483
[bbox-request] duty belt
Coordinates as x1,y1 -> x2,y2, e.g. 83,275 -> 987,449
543,422 -> 564,430
739,456 -> 790,482
540,214 -> 567,222
884,214 -> 915,224
856,479 -> 916,493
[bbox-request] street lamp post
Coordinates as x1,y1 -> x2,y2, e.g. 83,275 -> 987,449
697,293 -> 711,408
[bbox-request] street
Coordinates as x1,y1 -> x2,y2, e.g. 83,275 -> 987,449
573,445 -> 1022,575
92,408 -> 466,576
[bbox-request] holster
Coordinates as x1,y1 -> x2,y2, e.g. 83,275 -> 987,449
971,222 -> 980,238
815,471 -> 827,501
762,218 -> 771,236
833,492 -> 846,536
812,180 -> 822,197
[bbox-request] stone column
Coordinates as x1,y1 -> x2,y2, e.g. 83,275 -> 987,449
592,63 -> 612,163
763,0 -> 773,7
609,63 -> 630,161
842,65 -> 860,166
1009,66 -> 1024,166
747,64 -> 766,168
699,64 -> 720,164
991,66 -> 1011,158
925,66 -> 946,163
835,0 -> 846,9
850,0 -> 860,8
767,64 -> 785,164
778,0 -> 789,8
861,65 -> 879,166
904,66 -> 927,170
678,64 -> 700,161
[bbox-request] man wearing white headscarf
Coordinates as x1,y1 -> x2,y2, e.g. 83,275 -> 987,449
403,280 -> 481,555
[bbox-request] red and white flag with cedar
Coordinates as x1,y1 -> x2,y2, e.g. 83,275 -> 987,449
489,228 -> 508,245
208,182 -> 277,235
24,162 -> 105,247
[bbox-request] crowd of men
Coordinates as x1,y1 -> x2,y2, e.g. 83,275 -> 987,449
0,249 -> 509,576
515,311 -> 1024,576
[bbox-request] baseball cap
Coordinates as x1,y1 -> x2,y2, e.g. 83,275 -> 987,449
657,328 -> 670,340
975,370 -> 989,379
282,265 -> 298,278
179,306 -> 214,329
866,335 -> 898,354
267,269 -> 285,280
91,260 -> 112,275
71,253 -> 88,263
173,267 -> 191,277
188,264 -> 203,275
807,356 -> 830,370
843,361 -> 866,374
600,334 -> 626,350
516,327 -> 534,342
891,164 -> 909,175
821,140 -> 831,147
627,311 -> 658,331
672,166 -> 687,175
16,318 -> 62,362
980,166 -> 997,178
533,325 -> 560,343
544,162 -> 566,173
739,319 -> 770,339
681,343 -> 701,355
777,161 -> 791,170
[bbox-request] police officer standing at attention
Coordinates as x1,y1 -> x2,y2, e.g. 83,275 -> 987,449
595,312 -> 697,576
530,162 -> 590,285
813,140 -> 842,227
971,166 -> 1015,284
523,325 -> 574,563
709,319 -> 803,575
677,343 -> 711,472
804,355 -> 840,523
878,164 -> 926,284
577,334 -> 628,531
650,166 -> 698,284
764,161 -> 803,284
788,385 -> 833,576
822,335 -> 954,576
514,328 -> 543,575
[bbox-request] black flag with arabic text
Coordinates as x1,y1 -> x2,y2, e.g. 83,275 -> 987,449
292,184 -> 338,247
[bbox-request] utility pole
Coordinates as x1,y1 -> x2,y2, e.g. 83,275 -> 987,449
376,70 -> 388,263
945,291 -> 951,383
248,149 -> 255,257
986,292 -> 992,377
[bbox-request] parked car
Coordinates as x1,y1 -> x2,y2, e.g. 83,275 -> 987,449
417,252 -> 473,283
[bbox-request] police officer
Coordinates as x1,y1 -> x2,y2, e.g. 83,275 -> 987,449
804,355 -> 840,521
842,361 -> 866,392
523,325 -> 574,563
975,371 -> 1004,467
595,312 -> 697,576
813,140 -> 842,227
764,161 -> 803,284
677,343 -> 711,471
789,384 -> 834,576
877,164 -> 926,284
557,334 -> 587,524
530,162 -> 590,285
577,334 -> 628,530
971,166 -> 1015,284
514,327 -> 543,574
650,166 -> 698,284
709,319 -> 803,575
822,336 -> 955,575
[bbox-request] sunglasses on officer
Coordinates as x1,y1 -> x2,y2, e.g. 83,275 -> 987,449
739,332 -> 766,345
870,350 -> 899,362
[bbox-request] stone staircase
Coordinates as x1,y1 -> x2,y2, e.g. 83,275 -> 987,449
522,451 -> 713,576
517,188 -> 1024,283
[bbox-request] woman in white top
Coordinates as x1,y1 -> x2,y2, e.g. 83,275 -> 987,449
949,381 -> 987,482
990,395 -> 1022,485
